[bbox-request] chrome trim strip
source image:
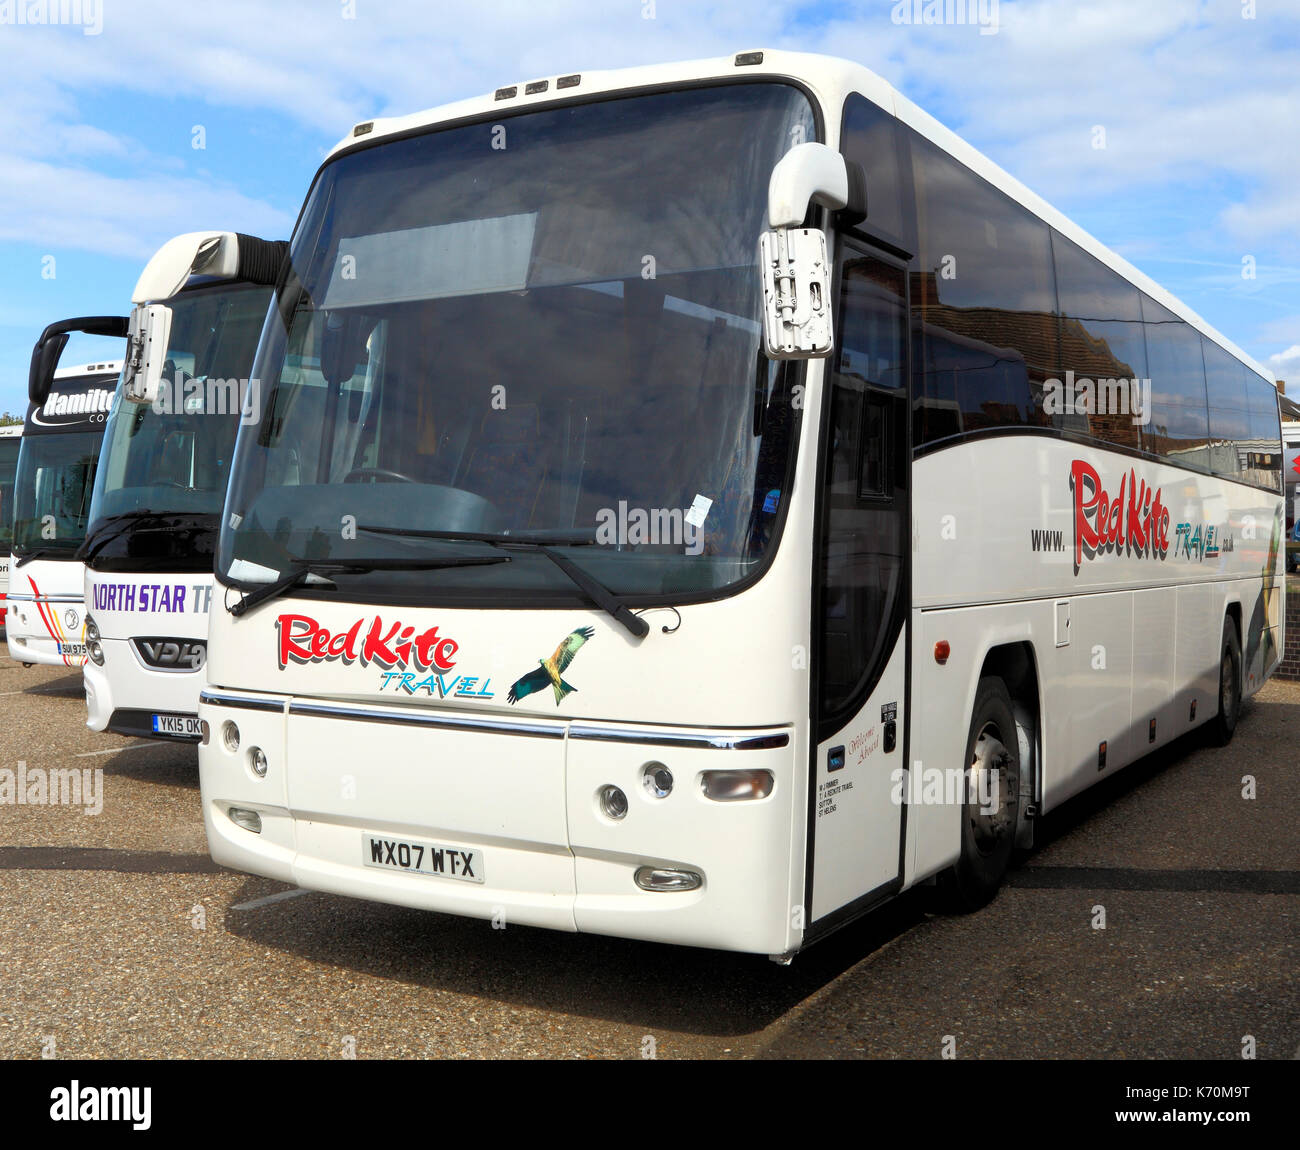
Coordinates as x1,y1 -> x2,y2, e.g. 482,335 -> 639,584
6,594 -> 83,603
287,700 -> 565,740
199,691 -> 286,714
568,724 -> 790,751
203,693 -> 790,750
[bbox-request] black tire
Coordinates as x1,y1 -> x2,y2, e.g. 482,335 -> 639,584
1206,617 -> 1241,747
937,676 -> 1022,912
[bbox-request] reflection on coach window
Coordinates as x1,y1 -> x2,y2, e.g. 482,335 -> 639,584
1052,232 -> 1148,451
1141,295 -> 1211,471
911,134 -> 1058,447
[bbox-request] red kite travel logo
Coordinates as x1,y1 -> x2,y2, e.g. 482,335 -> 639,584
1069,460 -> 1170,575
276,613 -> 459,672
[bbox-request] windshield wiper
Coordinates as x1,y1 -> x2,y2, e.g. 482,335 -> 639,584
353,526 -> 647,639
520,543 -> 649,639
355,524 -> 598,547
78,510 -> 179,562
227,553 -> 511,617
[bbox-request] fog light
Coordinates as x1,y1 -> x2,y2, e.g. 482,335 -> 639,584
87,639 -> 104,666
635,867 -> 702,892
85,614 -> 100,643
700,769 -> 774,802
598,784 -> 628,820
199,719 -> 210,746
228,806 -> 262,833
248,746 -> 268,777
642,762 -> 672,798
222,721 -> 240,753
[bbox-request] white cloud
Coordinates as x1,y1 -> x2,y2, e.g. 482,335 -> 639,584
0,153 -> 293,260
1266,344 -> 1300,386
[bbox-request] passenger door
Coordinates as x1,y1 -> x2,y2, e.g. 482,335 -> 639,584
807,245 -> 911,927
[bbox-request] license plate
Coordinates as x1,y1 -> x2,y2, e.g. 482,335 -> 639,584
59,642 -> 87,656
362,834 -> 484,884
152,713 -> 203,737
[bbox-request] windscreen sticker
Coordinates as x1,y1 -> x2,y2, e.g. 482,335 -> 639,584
507,626 -> 594,706
684,494 -> 713,530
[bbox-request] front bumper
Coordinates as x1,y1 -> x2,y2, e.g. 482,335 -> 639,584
198,689 -> 799,955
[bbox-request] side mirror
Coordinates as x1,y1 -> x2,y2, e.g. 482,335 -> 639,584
758,143 -> 864,360
28,315 -> 128,405
121,303 -> 173,405
759,228 -> 832,359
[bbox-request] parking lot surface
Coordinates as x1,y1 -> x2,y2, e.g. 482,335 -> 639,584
1,650 -> 1294,1059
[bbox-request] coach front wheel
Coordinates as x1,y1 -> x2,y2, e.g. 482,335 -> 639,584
938,676 -> 1022,911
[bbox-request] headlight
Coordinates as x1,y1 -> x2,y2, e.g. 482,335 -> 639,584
84,614 -> 99,643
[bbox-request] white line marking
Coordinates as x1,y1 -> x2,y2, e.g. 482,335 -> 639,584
230,889 -> 311,911
74,743 -> 166,758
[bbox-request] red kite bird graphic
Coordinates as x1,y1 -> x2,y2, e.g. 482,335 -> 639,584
507,627 -> 595,706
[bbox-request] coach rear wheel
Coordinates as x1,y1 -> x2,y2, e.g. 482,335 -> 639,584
938,676 -> 1022,911
1206,617 -> 1241,747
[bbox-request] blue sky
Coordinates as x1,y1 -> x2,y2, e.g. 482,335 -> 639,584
1,0 -> 1297,416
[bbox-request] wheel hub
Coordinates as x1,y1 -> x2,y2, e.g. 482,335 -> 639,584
968,723 -> 1018,855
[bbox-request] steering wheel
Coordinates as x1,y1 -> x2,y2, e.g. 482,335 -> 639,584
342,467 -> 419,484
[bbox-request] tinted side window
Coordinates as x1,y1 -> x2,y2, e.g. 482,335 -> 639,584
911,133 -> 1058,447
1244,366 -> 1281,491
1203,337 -> 1250,481
1141,295 -> 1210,470
839,93 -> 910,250
1052,232 -> 1148,451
